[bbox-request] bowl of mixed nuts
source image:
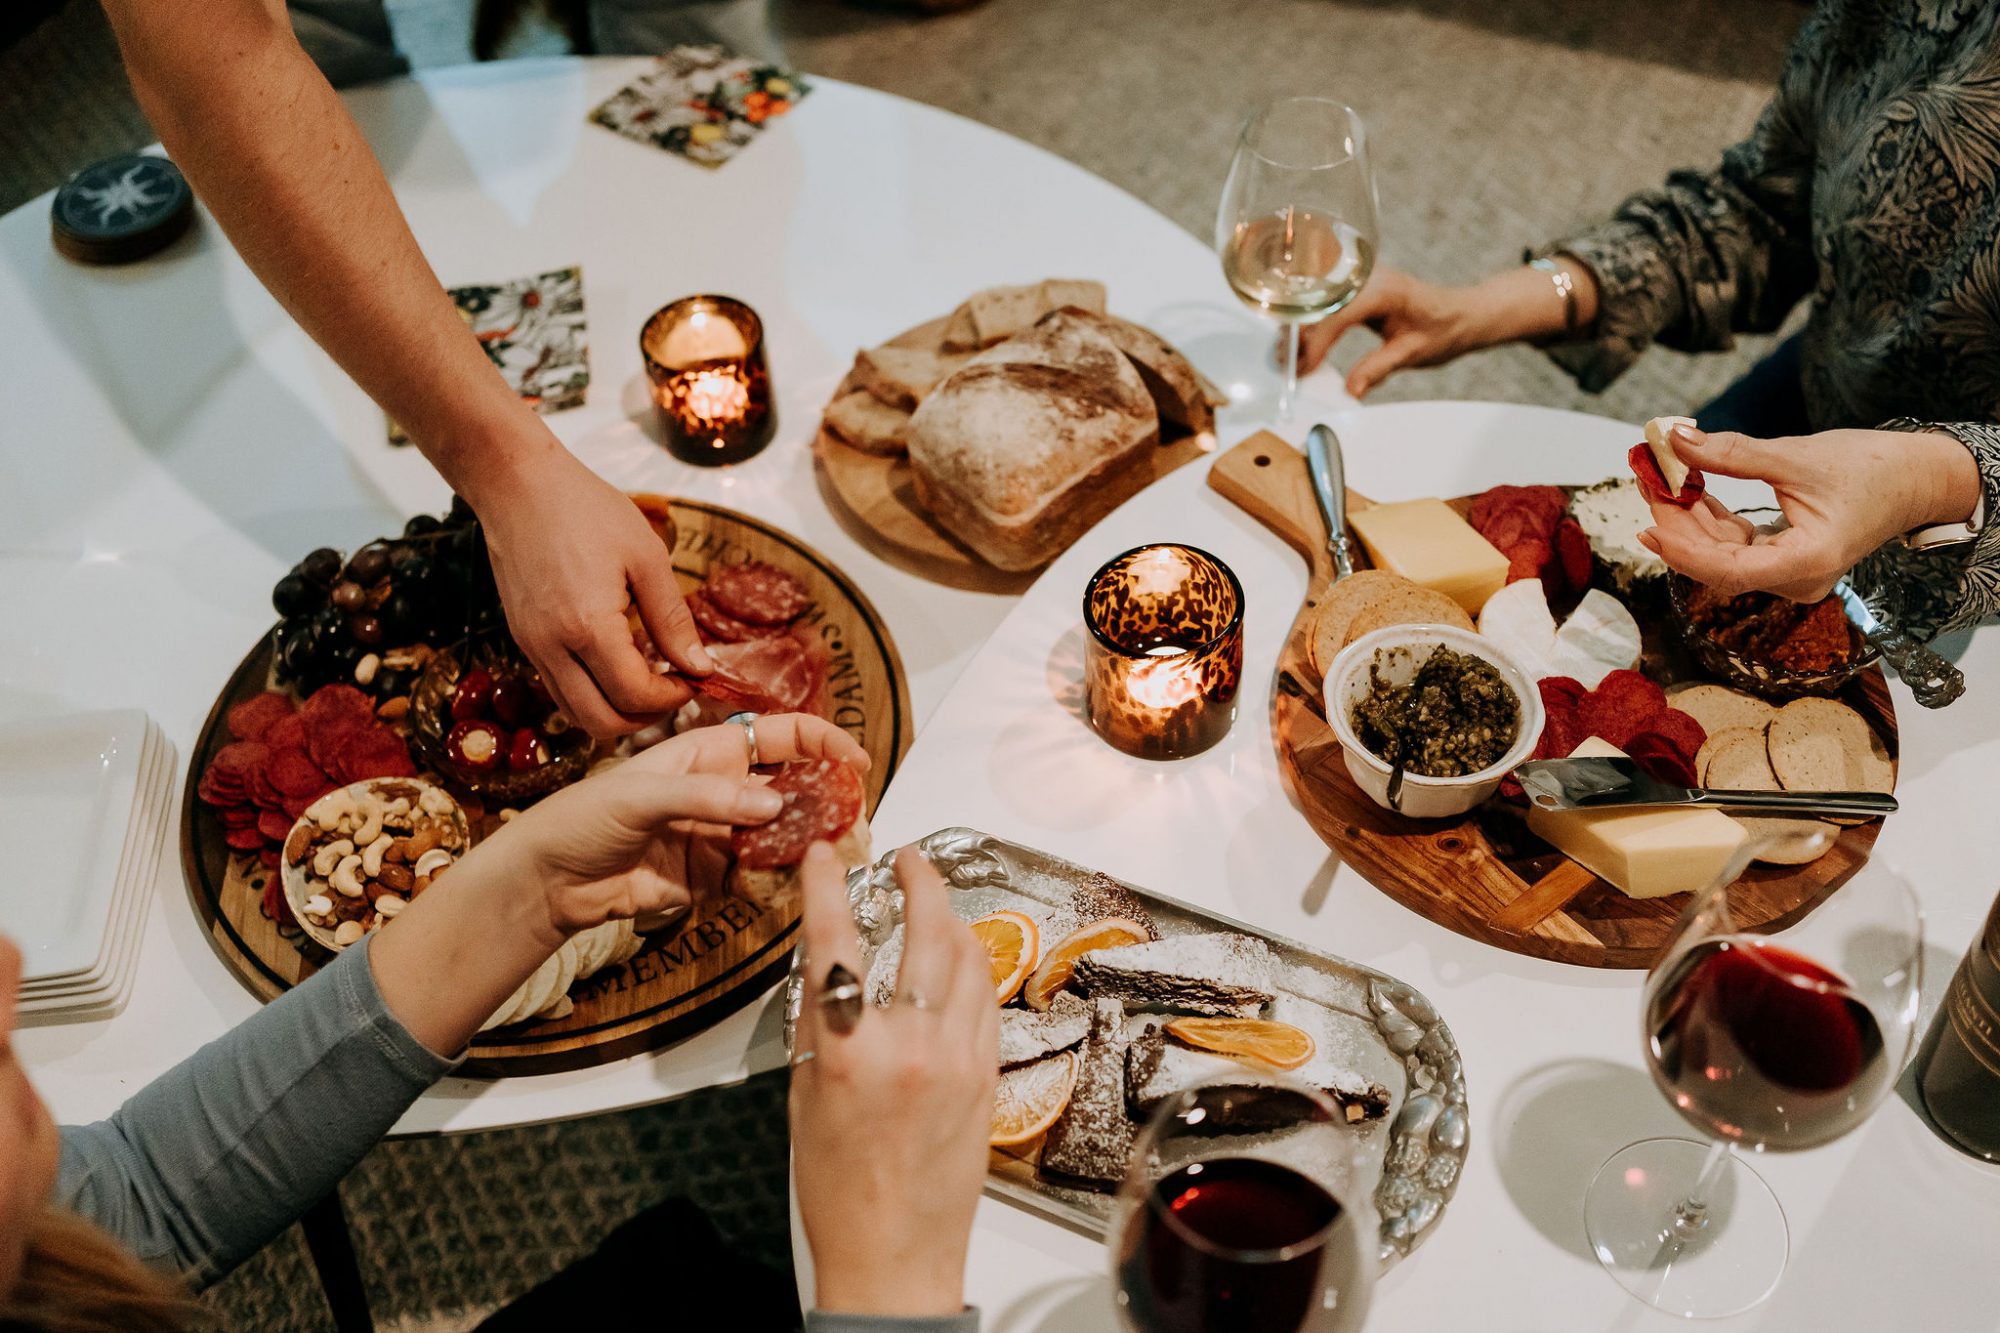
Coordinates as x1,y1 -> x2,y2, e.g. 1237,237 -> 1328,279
280,776 -> 470,951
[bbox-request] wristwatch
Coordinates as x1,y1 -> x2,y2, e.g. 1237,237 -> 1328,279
1904,493 -> 1984,552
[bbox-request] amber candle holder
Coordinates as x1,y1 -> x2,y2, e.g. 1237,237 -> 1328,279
1082,544 -> 1244,760
639,295 -> 776,466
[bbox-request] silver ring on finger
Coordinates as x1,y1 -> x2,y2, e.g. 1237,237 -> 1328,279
818,962 -> 865,1034
726,711 -> 763,766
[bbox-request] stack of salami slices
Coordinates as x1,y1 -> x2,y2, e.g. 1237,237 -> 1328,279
645,561 -> 827,717
1516,669 -> 1708,793
1467,485 -> 1593,600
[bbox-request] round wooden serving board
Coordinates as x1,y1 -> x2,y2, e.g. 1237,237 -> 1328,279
1208,432 -> 1898,970
180,499 -> 913,1076
813,315 -> 1218,591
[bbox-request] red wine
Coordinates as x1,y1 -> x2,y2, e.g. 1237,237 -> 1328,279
1115,1157 -> 1353,1333
1914,892 -> 2000,1159
1647,938 -> 1890,1150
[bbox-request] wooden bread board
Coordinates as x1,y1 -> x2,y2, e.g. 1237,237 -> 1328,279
1208,431 -> 1897,970
180,500 -> 913,1075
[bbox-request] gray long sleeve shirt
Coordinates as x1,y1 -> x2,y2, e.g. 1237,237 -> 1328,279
54,936 -> 977,1331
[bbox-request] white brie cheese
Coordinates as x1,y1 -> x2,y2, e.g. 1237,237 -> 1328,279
1477,579 -> 1558,677
1643,415 -> 1696,497
1548,589 -> 1643,687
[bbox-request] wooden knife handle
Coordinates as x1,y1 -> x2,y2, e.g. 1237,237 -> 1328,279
1208,430 -> 1374,587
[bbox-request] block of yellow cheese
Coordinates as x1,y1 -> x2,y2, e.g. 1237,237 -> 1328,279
1527,738 -> 1749,900
1349,498 -> 1509,617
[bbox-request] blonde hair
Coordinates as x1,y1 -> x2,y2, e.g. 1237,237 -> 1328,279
1,1210 -> 202,1332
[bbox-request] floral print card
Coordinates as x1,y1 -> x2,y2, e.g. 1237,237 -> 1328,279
389,266 -> 588,444
588,44 -> 808,168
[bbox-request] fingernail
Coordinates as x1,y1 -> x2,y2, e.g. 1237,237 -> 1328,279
689,643 -> 715,674
1670,423 -> 1703,448
737,786 -> 783,820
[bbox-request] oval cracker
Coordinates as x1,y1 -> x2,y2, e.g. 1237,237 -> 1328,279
1308,570 -> 1409,675
1767,698 -> 1893,795
1667,683 -> 1777,737
1702,733 -> 1838,866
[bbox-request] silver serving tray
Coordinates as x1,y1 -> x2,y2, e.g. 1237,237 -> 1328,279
783,828 -> 1468,1266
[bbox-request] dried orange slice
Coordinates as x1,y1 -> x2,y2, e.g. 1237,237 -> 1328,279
1165,1017 -> 1316,1071
970,910 -> 1040,1005
991,1050 -> 1077,1146
1021,916 -> 1151,1011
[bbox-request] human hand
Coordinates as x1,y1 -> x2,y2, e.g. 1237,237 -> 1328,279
792,844 -> 997,1318
1293,268 -> 1499,396
0,938 -> 63,1299
478,451 -> 712,738
1637,424 -> 1982,601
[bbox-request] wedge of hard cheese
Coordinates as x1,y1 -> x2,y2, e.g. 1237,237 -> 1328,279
1643,416 -> 1697,497
1526,737 -> 1748,899
1349,498 -> 1510,617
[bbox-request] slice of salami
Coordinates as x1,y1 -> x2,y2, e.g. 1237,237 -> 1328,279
210,740 -> 269,777
223,825 -> 268,851
268,747 -> 331,797
227,692 -> 296,742
1626,732 -> 1699,788
1554,516 -> 1594,595
217,805 -> 259,829
333,727 -> 417,784
1627,442 -> 1706,508
705,561 -> 810,626
263,712 -> 308,750
302,684 -> 376,739
1644,708 -> 1707,762
688,589 -> 780,644
700,636 -> 815,714
256,808 -> 295,842
731,758 -> 865,870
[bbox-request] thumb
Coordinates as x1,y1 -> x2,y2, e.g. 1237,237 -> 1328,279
630,549 -> 713,676
1671,425 -> 1800,483
1346,332 -> 1423,399
603,769 -> 783,832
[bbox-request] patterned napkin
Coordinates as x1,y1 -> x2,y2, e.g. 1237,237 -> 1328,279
391,265 -> 588,444
588,44 -> 810,168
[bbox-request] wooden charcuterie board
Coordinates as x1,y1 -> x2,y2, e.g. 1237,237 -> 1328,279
180,499 -> 913,1074
1208,432 -> 1897,969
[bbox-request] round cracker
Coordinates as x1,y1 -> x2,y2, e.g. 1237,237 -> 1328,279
1667,683 -> 1777,737
1342,587 -> 1475,649
1701,732 -> 1838,866
1694,725 -> 1766,786
1308,570 -> 1410,674
1767,698 -> 1894,795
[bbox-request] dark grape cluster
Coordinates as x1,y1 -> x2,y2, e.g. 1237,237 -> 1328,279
271,500 -> 503,693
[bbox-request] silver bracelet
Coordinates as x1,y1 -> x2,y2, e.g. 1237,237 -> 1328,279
1529,257 -> 1579,338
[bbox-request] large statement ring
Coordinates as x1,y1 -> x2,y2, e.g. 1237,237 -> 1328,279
818,961 -> 864,1034
726,710 -> 762,767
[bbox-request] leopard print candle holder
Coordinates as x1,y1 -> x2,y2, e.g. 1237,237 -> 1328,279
1082,544 -> 1244,760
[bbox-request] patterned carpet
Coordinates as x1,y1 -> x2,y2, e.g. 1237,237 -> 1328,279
1,1 -> 1806,1327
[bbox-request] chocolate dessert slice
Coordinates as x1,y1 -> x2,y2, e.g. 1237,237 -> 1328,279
1125,1028 -> 1392,1126
1038,999 -> 1135,1190
1072,933 -> 1275,1018
999,991 -> 1091,1068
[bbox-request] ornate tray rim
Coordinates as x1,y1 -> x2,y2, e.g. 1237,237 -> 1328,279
783,826 -> 1469,1267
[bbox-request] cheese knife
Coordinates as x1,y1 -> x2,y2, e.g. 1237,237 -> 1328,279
1305,423 -> 1355,581
1514,756 -> 1898,818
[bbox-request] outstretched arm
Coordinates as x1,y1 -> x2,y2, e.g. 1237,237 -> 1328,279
97,0 -> 709,734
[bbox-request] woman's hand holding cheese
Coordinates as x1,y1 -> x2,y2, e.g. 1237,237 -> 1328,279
1636,423 -> 1983,603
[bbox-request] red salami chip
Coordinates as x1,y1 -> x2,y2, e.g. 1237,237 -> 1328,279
1538,676 -> 1588,718
1626,732 -> 1700,788
224,825 -> 268,851
262,877 -> 295,927
1596,668 -> 1667,718
263,713 -> 308,750
731,758 -> 865,870
256,809 -> 295,842
1627,442 -> 1706,509
705,561 -> 811,626
688,589 -> 780,644
268,747 -> 331,797
282,789 -> 327,821
1476,507 -> 1549,554
246,759 -> 288,813
1507,540 -> 1551,585
257,847 -> 283,872
227,692 -> 296,742
1646,708 -> 1707,762
198,773 -> 244,806
1579,670 -> 1667,748
302,684 -> 376,738
334,727 -> 416,784
217,805 -> 258,829
1554,517 -> 1594,596
210,740 -> 269,777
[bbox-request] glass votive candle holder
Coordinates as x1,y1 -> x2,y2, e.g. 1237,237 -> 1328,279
639,295 -> 775,466
1082,543 -> 1245,760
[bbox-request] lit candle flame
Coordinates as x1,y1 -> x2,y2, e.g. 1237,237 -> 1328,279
1126,647 -> 1199,711
675,367 -> 749,427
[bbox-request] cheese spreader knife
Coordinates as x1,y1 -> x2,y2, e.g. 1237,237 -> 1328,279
1514,756 -> 1897,819
1306,423 -> 1355,582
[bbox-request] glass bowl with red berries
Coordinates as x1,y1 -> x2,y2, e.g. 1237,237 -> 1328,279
408,639 -> 593,805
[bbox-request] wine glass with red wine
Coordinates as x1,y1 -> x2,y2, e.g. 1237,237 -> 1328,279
1585,843 -> 1923,1318
1111,1075 -> 1376,1333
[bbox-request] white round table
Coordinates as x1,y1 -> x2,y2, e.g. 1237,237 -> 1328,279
824,400 -> 2000,1329
1,56 -> 1277,1134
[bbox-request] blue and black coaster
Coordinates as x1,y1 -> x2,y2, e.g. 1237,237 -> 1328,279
51,153 -> 194,265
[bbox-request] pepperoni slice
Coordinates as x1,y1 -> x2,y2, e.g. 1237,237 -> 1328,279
1645,708 -> 1707,762
224,825 -> 268,851
688,589 -> 781,644
731,758 -> 865,870
302,684 -> 376,739
256,809 -> 295,842
227,692 -> 296,743
705,561 -> 810,626
1626,732 -> 1699,787
1554,517 -> 1594,594
268,747 -> 331,797
1627,442 -> 1706,508
264,712 -> 308,750
332,727 -> 417,784
216,805 -> 259,829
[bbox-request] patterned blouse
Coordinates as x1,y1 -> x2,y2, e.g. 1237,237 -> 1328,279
1539,0 -> 2000,637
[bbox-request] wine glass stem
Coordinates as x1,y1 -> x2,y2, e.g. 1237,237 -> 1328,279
1277,319 -> 1301,423
1669,1138 -> 1734,1242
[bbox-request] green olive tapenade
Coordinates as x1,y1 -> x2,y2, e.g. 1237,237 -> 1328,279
1350,646 -> 1518,778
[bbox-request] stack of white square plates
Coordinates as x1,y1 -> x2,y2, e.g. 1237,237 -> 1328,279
6,710 -> 173,1024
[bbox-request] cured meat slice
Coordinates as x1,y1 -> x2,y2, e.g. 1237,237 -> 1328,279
227,692 -> 296,742
731,758 -> 865,870
700,636 -> 817,714
705,561 -> 811,626
1628,442 -> 1706,508
687,589 -> 781,644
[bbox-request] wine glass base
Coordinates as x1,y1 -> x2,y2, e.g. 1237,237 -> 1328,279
1584,1137 -> 1787,1319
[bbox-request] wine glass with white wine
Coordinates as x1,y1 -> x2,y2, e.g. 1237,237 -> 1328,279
1216,97 -> 1378,423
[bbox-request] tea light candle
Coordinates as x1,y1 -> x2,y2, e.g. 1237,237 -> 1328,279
1082,544 -> 1244,759
639,295 -> 775,466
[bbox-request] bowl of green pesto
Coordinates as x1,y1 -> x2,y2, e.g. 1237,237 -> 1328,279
1326,624 -> 1544,819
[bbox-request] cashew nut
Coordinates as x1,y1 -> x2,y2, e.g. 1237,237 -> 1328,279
418,786 -> 456,818
333,920 -> 365,947
313,791 -> 357,832
304,894 -> 332,917
353,799 -> 386,849
313,838 -> 355,878
412,848 -> 453,880
374,894 -> 407,919
330,854 -> 366,899
360,833 -> 394,877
